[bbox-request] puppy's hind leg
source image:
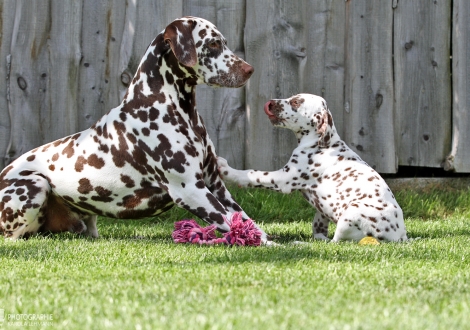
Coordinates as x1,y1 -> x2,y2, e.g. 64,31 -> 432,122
331,215 -> 366,242
312,212 -> 330,241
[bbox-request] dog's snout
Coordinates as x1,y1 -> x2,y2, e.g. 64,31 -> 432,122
242,62 -> 254,76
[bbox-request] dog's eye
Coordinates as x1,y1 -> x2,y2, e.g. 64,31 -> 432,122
209,41 -> 221,49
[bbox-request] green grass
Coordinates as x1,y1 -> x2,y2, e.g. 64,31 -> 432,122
1,186 -> 470,329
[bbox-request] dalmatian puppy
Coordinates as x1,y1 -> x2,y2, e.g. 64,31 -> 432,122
0,16 -> 269,242
218,93 -> 408,242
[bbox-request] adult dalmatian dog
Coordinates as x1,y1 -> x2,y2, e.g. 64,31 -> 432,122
0,16 -> 269,242
218,93 -> 408,242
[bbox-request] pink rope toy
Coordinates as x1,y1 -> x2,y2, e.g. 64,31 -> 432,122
172,212 -> 262,246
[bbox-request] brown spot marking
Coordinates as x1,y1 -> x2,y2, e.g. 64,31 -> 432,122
92,186 -> 114,202
289,96 -> 305,111
75,156 -> 87,172
78,178 -> 93,194
120,174 -> 135,188
62,140 -> 75,158
27,155 -> 36,162
52,153 -> 59,162
87,154 -> 105,169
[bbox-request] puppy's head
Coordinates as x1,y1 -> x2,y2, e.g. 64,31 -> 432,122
263,93 -> 335,147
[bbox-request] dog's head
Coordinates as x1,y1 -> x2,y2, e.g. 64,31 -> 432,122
163,16 -> 254,87
264,93 -> 336,148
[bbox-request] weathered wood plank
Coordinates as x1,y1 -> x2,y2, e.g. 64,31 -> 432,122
7,1 -> 60,163
78,0 -> 183,131
394,0 -> 452,168
47,0 -> 83,134
343,0 -> 396,173
78,0 -> 125,130
245,1 -> 305,171
183,0 -> 247,169
0,0 -> 17,169
304,0 -> 346,137
0,1 -> 468,174
444,0 -> 470,172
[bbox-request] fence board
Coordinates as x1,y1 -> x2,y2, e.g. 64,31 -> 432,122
48,0 -> 82,134
78,0 -> 125,130
343,0 -> 396,173
184,0 -> 247,169
304,0 -> 346,137
394,0 -> 452,168
0,1 -> 469,174
7,0 -> 56,163
245,0 -> 305,171
0,0 -> 17,169
445,0 -> 470,172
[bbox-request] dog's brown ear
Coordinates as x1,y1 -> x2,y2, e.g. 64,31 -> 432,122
164,19 -> 197,67
317,109 -> 334,148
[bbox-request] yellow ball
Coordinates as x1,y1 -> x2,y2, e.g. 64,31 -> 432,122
358,236 -> 380,245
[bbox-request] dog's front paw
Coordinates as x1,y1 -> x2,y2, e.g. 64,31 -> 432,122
217,157 -> 250,187
217,157 -> 235,181
217,157 -> 229,175
263,240 -> 282,247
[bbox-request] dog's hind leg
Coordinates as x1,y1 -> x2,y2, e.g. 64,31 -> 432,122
39,194 -> 89,236
0,172 -> 51,239
82,215 -> 98,238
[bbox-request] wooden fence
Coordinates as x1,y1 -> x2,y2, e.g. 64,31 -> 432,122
0,0 -> 469,173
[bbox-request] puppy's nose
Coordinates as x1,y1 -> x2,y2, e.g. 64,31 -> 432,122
241,62 -> 254,76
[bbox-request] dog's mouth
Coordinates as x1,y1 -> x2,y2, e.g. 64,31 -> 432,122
264,101 -> 282,124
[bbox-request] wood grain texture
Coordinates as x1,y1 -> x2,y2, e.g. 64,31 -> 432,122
8,0 -> 58,162
244,0 -> 347,171
394,0 -> 452,168
0,1 -> 468,173
0,0 -> 17,169
343,0 -> 396,173
304,0 -> 346,136
245,0 -> 305,171
183,0 -> 247,169
445,0 -> 470,172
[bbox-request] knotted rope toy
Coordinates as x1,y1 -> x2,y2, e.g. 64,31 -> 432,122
172,212 -> 262,246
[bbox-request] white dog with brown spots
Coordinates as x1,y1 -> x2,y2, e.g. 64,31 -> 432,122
218,93 -> 408,242
0,17 -> 269,242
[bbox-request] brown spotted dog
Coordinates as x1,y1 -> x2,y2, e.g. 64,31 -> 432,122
218,93 -> 408,242
0,16 -> 269,242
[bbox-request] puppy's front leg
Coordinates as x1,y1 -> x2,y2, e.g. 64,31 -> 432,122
217,157 -> 299,194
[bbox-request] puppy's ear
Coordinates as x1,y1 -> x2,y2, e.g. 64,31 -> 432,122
316,108 -> 334,148
164,19 -> 197,67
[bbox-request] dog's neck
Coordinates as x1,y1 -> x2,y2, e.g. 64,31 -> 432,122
296,124 -> 340,150
121,34 -> 199,118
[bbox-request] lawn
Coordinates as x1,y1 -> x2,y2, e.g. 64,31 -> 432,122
1,185 -> 469,329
